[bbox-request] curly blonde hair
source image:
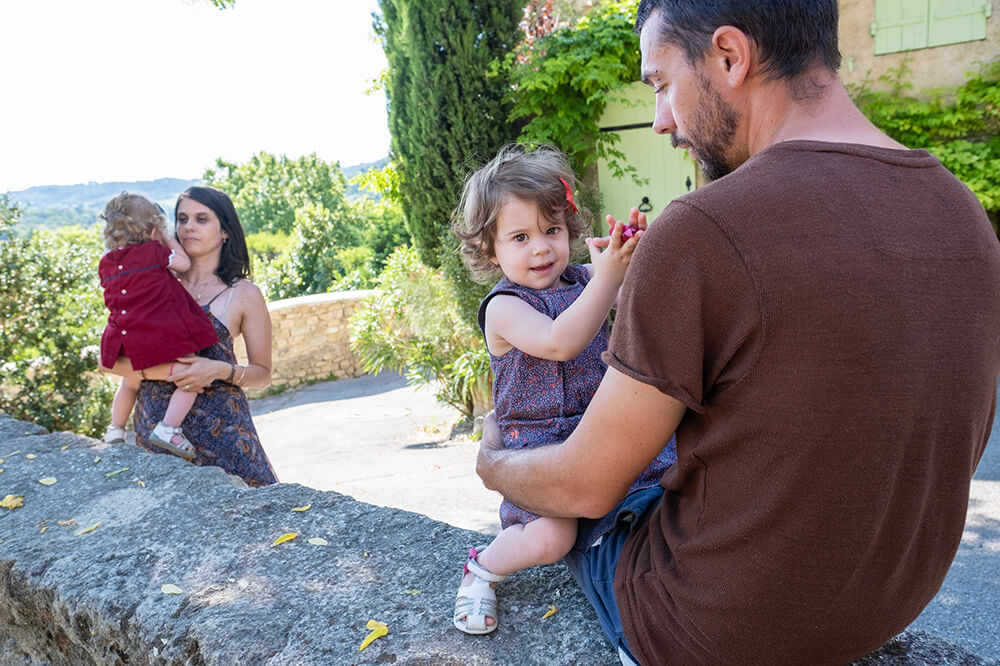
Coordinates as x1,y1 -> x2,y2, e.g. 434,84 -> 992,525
101,193 -> 168,251
451,144 -> 593,284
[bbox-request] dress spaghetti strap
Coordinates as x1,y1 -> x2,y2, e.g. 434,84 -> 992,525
203,286 -> 229,308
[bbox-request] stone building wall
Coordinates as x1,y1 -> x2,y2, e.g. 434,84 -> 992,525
233,290 -> 375,396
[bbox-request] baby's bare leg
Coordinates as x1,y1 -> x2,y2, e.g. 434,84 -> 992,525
479,516 -> 578,576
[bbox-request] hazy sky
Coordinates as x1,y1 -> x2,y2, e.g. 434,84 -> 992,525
0,0 -> 390,192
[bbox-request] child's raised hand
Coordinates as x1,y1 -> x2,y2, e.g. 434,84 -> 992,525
585,207 -> 644,287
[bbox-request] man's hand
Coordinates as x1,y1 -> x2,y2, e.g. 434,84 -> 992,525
476,412 -> 504,490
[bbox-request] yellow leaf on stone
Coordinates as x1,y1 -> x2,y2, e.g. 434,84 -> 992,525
291,503 -> 312,512
359,620 -> 388,651
25,454 -> 37,460
61,446 -> 69,451
57,519 -> 76,526
1,495 -> 24,510
38,477 -> 57,486
542,604 -> 558,619
161,584 -> 183,595
4,451 -> 19,457
272,532 -> 298,547
403,589 -> 422,595
307,538 -> 328,546
75,523 -> 100,536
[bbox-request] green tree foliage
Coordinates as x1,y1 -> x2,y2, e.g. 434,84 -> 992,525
0,196 -> 115,437
850,58 -> 1000,231
204,152 -> 350,235
205,152 -> 410,300
349,246 -> 492,418
375,0 -> 523,270
500,0 -> 641,183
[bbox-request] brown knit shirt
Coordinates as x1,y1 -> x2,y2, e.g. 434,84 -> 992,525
606,141 -> 1000,665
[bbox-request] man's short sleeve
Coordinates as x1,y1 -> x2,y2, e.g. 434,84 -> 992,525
604,201 -> 761,412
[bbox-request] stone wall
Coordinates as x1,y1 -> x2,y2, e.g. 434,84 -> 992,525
838,0 -> 998,91
0,414 -> 994,665
234,291 -> 374,397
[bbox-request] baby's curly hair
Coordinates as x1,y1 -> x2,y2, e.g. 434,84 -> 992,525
452,144 -> 593,284
101,192 -> 168,251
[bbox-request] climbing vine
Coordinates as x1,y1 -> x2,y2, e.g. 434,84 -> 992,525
498,0 -> 641,183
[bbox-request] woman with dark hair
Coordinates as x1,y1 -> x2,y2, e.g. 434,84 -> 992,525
100,186 -> 277,486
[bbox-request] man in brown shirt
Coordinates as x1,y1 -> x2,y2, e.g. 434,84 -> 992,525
476,1 -> 1000,664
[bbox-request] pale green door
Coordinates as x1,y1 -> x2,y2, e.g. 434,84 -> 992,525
596,82 -> 696,224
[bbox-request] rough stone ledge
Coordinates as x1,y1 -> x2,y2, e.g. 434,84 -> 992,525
0,413 -> 993,666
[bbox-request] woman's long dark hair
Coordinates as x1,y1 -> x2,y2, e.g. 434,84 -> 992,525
175,186 -> 251,286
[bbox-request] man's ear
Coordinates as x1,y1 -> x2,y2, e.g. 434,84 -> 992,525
710,26 -> 752,88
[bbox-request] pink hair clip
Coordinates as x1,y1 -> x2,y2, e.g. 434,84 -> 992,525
559,177 -> 579,214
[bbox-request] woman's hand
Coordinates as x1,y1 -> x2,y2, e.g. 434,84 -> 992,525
168,355 -> 226,393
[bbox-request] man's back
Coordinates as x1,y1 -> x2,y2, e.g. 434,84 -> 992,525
608,140 -> 1000,664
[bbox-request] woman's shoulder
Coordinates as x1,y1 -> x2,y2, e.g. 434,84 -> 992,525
229,279 -> 269,313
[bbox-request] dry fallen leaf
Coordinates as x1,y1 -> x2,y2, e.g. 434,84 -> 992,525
542,604 -> 558,619
161,584 -> 183,595
1,495 -> 24,510
291,503 -> 312,512
359,620 -> 388,651
4,451 -> 19,457
75,523 -> 100,536
38,477 -> 58,486
272,532 -> 298,547
57,519 -> 76,526
307,538 -> 328,546
25,454 -> 37,460
403,589 -> 422,595
61,446 -> 69,451
105,467 -> 130,478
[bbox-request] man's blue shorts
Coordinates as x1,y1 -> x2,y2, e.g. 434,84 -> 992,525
561,485 -> 664,666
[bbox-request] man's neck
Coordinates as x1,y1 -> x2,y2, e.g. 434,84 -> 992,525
742,70 -> 906,155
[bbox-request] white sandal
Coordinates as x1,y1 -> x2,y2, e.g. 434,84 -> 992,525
149,422 -> 196,460
454,545 -> 506,635
102,425 -> 126,445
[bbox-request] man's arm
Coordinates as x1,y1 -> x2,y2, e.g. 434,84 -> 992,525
477,366 -> 685,519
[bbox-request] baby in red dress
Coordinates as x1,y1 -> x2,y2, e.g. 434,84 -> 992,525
98,193 -> 218,459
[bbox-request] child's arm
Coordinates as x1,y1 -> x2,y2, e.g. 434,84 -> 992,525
152,227 -> 192,273
485,219 -> 642,362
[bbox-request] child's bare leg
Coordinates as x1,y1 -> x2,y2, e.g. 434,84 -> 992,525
162,388 -> 197,446
478,516 -> 578,575
111,377 -> 140,428
457,517 -> 577,628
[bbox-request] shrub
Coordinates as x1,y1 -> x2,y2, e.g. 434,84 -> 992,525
349,246 -> 493,418
0,199 -> 115,437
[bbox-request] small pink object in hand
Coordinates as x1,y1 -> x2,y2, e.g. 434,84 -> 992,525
621,224 -> 641,239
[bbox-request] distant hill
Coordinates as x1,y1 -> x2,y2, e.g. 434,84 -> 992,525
8,178 -> 203,232
7,157 -> 390,232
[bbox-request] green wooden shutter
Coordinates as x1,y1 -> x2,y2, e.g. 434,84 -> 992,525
871,0 -> 930,55
927,0 -> 991,48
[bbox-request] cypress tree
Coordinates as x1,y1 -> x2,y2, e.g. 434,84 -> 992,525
376,0 -> 522,284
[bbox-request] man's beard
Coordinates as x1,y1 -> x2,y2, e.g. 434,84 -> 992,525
672,74 -> 741,182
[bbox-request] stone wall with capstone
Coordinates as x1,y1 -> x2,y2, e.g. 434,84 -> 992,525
0,413 -> 994,665
234,291 -> 374,398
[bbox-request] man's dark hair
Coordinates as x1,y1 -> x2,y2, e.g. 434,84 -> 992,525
174,186 -> 252,286
635,0 -> 841,85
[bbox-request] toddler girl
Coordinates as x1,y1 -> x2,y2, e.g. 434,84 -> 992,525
450,145 -> 676,634
98,192 -> 218,460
